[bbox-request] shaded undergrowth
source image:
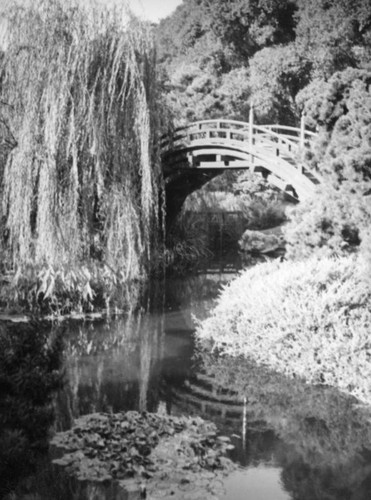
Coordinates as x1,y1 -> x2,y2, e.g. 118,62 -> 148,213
0,321 -> 65,498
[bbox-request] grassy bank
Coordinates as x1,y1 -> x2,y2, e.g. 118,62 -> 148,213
195,255 -> 371,404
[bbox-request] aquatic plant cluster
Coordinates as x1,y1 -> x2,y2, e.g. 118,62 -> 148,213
0,0 -> 164,312
196,256 -> 371,404
51,411 -> 235,497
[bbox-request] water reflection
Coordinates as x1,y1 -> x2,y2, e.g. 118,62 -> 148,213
193,351 -> 371,500
223,467 -> 290,500
5,266 -> 371,500
57,273 -> 223,426
55,269 -> 371,500
61,314 -> 164,417
0,321 -> 64,498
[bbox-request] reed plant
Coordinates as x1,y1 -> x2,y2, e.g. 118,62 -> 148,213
0,0 -> 164,311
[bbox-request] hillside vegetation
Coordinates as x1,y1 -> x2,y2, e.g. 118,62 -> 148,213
156,0 -> 371,401
156,0 -> 371,259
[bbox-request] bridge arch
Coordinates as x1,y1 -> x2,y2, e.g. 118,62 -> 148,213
161,118 -> 321,225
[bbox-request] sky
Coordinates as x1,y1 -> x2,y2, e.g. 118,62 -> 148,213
127,0 -> 183,22
0,0 -> 184,48
0,0 -> 184,23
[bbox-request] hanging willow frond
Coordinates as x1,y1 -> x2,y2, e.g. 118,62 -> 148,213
0,0 -> 163,281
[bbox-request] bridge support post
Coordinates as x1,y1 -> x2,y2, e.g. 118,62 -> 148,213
300,112 -> 305,149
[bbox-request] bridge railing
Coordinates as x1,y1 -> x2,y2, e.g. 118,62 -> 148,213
161,119 -> 316,153
162,120 -> 315,166
261,124 -> 317,141
161,119 -> 322,189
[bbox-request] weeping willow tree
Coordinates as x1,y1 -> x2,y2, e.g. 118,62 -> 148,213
0,0 -> 163,283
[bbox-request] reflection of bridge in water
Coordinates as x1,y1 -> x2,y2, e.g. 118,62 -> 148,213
162,368 -> 278,463
162,116 -> 321,224
170,371 -> 245,424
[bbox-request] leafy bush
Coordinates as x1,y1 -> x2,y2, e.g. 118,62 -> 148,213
285,68 -> 371,259
195,255 -> 371,404
183,190 -> 246,212
242,198 -> 287,230
283,181 -> 370,260
360,226 -> 371,286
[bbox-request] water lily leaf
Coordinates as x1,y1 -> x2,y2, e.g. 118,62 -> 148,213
50,410 -> 235,489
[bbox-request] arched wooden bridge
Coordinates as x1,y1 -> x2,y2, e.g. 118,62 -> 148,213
161,117 -> 321,222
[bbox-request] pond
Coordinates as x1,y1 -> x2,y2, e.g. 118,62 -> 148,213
3,252 -> 371,500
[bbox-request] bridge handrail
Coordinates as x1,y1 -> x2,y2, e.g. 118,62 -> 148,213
252,125 -> 317,158
163,123 -> 314,163
187,129 -> 299,160
261,124 -> 317,137
168,119 -> 317,136
161,119 -> 317,152
172,119 -> 251,133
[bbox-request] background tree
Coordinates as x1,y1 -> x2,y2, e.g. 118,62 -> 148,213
156,0 -> 303,126
285,69 -> 371,258
249,43 -> 311,124
200,0 -> 297,62
156,0 -> 206,63
295,0 -> 371,78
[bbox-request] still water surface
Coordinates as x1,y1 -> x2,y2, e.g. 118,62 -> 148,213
5,253 -> 371,500
47,264 -> 371,500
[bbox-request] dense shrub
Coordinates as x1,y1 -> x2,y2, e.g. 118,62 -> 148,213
285,69 -> 371,259
195,256 -> 371,404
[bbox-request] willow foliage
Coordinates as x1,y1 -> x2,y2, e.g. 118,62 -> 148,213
0,0 -> 163,281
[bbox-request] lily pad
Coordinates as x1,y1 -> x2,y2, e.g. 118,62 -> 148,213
51,410 -> 236,498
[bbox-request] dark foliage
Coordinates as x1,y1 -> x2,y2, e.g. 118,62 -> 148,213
0,321 -> 64,497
